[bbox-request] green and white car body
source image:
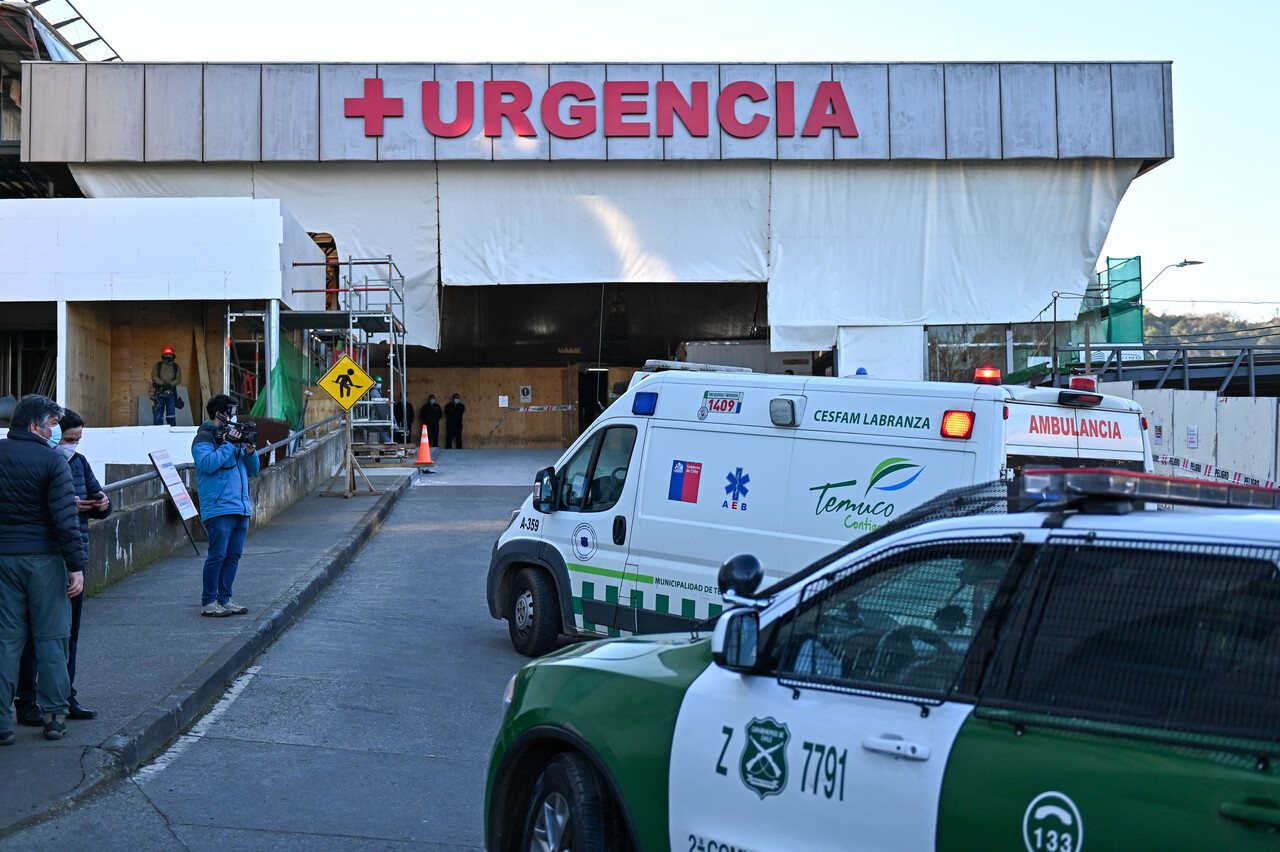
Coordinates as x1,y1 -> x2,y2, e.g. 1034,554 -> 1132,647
486,473 -> 1280,851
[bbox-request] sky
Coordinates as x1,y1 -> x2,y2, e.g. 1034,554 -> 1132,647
50,0 -> 1280,321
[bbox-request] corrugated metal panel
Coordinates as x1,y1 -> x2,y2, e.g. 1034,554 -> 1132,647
203,64 -> 261,161
1056,63 -> 1113,158
262,64 -> 319,161
1000,63 -> 1057,158
144,64 -> 202,161
662,64 -> 720,160
20,65 -> 32,156
548,64 -> 606,160
1163,63 -> 1174,159
86,64 -> 142,162
434,64 -> 492,161
491,64 -> 550,161
606,63 -> 662,160
376,64 -> 435,161
944,63 -> 1001,159
834,64 -> 889,160
889,64 -> 945,159
1111,63 -> 1167,159
777,63 -> 834,160
719,63 -> 776,159
320,64 -> 378,161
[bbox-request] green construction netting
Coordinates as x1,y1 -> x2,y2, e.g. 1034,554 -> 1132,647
1069,256 -> 1144,362
249,334 -> 308,427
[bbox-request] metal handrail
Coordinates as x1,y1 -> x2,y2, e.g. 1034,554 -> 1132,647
103,413 -> 345,499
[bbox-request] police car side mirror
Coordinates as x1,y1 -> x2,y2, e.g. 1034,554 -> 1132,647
532,467 -> 557,514
712,609 -> 759,673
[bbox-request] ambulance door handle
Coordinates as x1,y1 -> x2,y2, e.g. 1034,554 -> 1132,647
612,515 -> 626,545
862,734 -> 931,761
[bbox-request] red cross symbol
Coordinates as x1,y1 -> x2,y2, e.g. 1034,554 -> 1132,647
345,78 -> 403,137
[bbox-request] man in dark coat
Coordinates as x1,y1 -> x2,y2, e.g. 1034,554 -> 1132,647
0,395 -> 86,743
420,395 -> 443,448
444,394 -> 465,449
15,409 -> 110,724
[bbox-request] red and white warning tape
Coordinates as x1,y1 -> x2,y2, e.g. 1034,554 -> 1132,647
1154,455 -> 1276,489
508,404 -> 577,412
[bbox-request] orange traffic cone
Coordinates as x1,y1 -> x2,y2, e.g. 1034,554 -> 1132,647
415,425 -> 434,465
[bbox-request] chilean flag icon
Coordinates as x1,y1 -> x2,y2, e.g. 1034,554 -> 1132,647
668,460 -> 702,503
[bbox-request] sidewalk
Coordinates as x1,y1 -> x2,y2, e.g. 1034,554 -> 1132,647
0,467 -> 416,837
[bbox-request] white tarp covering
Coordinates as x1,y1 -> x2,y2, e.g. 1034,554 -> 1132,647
767,160 -> 1141,351
70,163 -> 442,349
436,161 -> 769,285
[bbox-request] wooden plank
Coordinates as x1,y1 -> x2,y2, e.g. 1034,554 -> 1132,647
193,324 -> 212,420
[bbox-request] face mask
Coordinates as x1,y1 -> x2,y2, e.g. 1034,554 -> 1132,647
46,423 -> 62,449
452,397 -> 460,403
56,443 -> 76,461
428,397 -> 435,403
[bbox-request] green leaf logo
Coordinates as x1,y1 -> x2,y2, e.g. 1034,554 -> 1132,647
866,458 -> 923,495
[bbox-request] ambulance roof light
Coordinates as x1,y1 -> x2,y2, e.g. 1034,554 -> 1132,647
1070,376 -> 1097,392
1022,469 -> 1280,510
632,392 -> 658,416
974,367 -> 1001,386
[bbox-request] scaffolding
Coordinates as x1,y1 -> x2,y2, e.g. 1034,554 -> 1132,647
227,256 -> 409,453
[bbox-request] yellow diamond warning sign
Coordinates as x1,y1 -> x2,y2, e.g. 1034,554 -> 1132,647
318,355 -> 375,411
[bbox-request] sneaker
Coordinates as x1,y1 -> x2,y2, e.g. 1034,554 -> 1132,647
221,599 -> 248,615
201,602 -> 230,617
0,730 -> 14,746
43,715 -> 67,741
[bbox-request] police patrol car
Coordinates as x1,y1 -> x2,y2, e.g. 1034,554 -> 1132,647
486,470 -> 1280,851
489,364 -> 1152,657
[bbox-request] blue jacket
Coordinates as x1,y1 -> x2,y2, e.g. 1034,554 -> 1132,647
68,452 -> 111,560
191,421 -> 260,521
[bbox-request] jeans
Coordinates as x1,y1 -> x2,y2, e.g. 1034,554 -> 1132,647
202,514 -> 249,605
153,393 -> 176,426
0,554 -> 71,727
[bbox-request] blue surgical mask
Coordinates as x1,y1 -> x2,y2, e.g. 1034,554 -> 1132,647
47,423 -> 62,449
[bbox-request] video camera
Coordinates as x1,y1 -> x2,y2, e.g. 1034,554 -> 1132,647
214,405 -> 257,446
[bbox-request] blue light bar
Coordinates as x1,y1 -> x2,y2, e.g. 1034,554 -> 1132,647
632,392 -> 658,416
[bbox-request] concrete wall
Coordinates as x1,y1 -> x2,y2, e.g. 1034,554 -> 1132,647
1100,382 -> 1279,484
84,428 -> 346,594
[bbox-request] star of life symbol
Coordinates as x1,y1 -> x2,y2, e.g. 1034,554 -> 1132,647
739,717 -> 790,799
725,467 -> 750,502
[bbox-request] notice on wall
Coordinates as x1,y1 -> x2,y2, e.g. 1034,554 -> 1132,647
520,385 -> 533,403
1153,417 -> 1163,446
149,450 -> 199,521
498,395 -> 509,407
1187,425 -> 1199,449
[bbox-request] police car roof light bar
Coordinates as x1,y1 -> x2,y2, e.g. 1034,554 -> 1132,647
1022,469 -> 1280,510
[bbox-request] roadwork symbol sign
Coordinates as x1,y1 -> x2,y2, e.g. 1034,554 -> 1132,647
318,355 -> 375,411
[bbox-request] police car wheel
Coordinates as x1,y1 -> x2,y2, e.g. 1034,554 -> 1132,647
520,753 -> 617,852
508,567 -> 560,657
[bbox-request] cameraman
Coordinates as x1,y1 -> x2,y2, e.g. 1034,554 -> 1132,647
191,394 -> 260,618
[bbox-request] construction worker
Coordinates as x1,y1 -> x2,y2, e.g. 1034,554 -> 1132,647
151,347 -> 182,426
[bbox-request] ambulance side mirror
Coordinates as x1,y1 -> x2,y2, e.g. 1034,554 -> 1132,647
532,467 -> 557,513
712,609 -> 759,673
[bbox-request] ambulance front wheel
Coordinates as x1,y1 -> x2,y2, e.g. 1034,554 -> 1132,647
508,567 -> 560,657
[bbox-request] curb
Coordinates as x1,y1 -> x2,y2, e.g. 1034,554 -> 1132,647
0,475 -> 412,837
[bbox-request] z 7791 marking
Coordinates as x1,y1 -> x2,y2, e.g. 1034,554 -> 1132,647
800,741 -> 847,801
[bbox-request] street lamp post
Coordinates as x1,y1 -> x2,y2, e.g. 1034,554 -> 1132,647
1142,259 -> 1204,296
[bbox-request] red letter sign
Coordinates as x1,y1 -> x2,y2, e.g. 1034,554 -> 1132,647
484,81 -> 536,137
542,81 -> 597,139
656,81 -> 709,137
717,81 -> 770,138
775,81 -> 795,137
803,81 -> 859,137
422,81 -> 475,138
345,78 -> 403,137
603,81 -> 650,137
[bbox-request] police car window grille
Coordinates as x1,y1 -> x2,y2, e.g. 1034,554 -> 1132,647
774,537 -> 1021,701
987,538 -> 1280,747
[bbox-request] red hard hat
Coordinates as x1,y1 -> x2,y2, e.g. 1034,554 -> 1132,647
162,346 -> 174,355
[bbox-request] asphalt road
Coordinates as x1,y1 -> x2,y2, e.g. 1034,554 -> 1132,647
9,481 -> 535,849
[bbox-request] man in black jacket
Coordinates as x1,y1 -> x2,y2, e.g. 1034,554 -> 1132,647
0,395 -> 86,743
15,409 -> 109,724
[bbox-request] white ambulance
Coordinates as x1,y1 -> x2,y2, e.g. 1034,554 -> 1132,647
487,363 -> 1152,655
